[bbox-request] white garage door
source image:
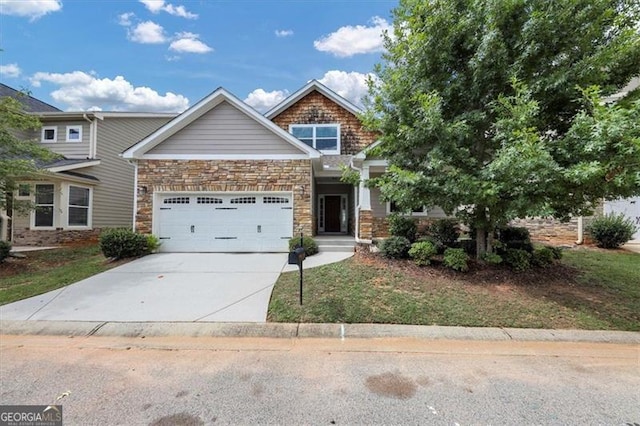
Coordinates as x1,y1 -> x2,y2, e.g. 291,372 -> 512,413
604,197 -> 640,243
155,192 -> 293,252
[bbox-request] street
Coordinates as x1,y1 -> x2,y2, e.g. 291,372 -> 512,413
1,334 -> 638,425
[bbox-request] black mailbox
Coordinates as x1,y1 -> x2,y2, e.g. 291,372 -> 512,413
288,246 -> 306,265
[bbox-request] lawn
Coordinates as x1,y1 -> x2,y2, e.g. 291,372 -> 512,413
268,248 -> 640,331
0,244 -> 127,305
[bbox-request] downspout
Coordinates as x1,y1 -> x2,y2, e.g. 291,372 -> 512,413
132,160 -> 138,232
575,216 -> 584,245
83,113 -> 99,159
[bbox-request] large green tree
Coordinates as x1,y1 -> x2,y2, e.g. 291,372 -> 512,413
0,95 -> 58,213
366,0 -> 640,256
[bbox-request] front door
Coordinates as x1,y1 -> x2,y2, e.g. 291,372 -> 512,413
324,195 -> 341,232
318,194 -> 347,233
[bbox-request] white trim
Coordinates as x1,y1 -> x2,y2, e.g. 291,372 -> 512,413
359,165 -> 371,210
265,80 -> 363,119
139,154 -> 313,160
363,159 -> 388,167
65,125 -> 83,142
47,160 -> 101,173
122,87 -> 320,159
387,202 -> 429,217
132,161 -> 138,232
289,123 -> 341,155
64,183 -> 93,229
41,126 -> 57,143
30,182 -> 57,230
354,139 -> 384,160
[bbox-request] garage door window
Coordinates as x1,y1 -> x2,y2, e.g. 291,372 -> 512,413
164,197 -> 190,204
230,197 -> 256,204
263,196 -> 289,204
197,197 -> 223,204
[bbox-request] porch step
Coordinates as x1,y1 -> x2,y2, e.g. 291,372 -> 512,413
315,236 -> 356,253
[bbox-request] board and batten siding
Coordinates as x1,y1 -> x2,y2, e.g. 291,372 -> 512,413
38,121 -> 90,158
147,101 -> 303,155
88,116 -> 173,228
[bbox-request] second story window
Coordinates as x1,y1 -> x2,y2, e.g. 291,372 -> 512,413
66,125 -> 82,142
290,124 -> 340,154
41,126 -> 57,143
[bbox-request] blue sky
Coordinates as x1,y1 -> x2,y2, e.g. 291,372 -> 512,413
0,0 -> 397,113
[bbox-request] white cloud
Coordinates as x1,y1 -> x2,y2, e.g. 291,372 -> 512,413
0,0 -> 61,21
318,70 -> 377,108
169,32 -> 212,53
118,12 -> 135,26
314,16 -> 390,58
0,63 -> 21,78
129,20 -> 166,44
30,71 -> 189,112
244,89 -> 289,113
275,29 -> 293,38
139,0 -> 197,19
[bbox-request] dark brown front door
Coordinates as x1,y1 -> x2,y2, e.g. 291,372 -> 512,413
324,196 -> 341,232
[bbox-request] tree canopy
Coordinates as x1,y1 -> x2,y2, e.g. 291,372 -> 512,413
365,0 -> 640,255
0,95 -> 58,212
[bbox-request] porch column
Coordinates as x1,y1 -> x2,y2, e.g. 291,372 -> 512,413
359,165 -> 371,210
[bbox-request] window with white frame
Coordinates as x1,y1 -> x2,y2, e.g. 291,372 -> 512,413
68,185 -> 91,227
66,125 -> 82,142
388,201 -> 428,216
41,126 -> 57,143
290,124 -> 340,154
34,184 -> 55,227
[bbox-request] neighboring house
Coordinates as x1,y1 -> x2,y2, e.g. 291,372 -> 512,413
122,80 -> 448,252
2,85 -> 175,245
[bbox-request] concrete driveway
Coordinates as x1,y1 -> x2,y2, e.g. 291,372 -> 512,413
0,253 -> 288,323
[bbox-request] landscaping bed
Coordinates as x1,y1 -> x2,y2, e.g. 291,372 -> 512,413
268,247 -> 640,331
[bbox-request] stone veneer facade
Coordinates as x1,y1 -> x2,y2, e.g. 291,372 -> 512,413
135,159 -> 313,237
13,228 -> 100,246
271,91 -> 378,155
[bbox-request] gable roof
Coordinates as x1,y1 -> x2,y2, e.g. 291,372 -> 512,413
122,87 -> 320,159
0,83 -> 61,112
265,80 -> 363,119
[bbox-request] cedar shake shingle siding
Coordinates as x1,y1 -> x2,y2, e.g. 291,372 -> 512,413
271,91 -> 377,155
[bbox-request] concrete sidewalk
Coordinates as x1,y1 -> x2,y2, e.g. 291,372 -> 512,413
0,320 -> 638,344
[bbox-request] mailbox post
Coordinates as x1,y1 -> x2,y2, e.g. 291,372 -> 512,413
288,233 -> 306,305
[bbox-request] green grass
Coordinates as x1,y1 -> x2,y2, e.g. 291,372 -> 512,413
268,249 -> 640,331
0,244 -> 125,305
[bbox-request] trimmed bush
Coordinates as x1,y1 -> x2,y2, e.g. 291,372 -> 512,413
427,219 -> 460,247
481,252 -> 503,265
499,226 -> 531,243
146,234 -> 161,253
588,213 -> 637,249
0,240 -> 11,263
443,248 -> 470,272
549,246 -> 563,260
387,214 -> 417,242
408,240 -> 437,266
504,248 -> 531,272
531,246 -> 554,267
380,236 -> 412,259
288,236 -> 318,256
99,228 -> 150,259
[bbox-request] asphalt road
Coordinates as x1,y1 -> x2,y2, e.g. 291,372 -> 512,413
1,335 -> 638,425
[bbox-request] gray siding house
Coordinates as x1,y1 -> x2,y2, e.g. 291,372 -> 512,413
8,106 -> 174,245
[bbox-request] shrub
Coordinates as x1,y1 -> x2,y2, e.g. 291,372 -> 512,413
481,252 -> 502,265
458,239 -> 477,256
427,219 -> 460,247
387,214 -> 417,242
499,226 -> 531,243
288,236 -> 318,256
408,241 -> 437,266
443,248 -> 470,272
99,228 -> 150,259
0,240 -> 11,263
380,236 -> 412,259
531,246 -> 554,267
588,213 -> 637,249
146,234 -> 161,253
549,245 -> 563,260
504,248 -> 531,272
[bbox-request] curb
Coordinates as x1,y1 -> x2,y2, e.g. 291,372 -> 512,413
1,320 -> 639,343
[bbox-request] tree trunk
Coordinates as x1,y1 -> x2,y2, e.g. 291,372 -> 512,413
476,228 -> 487,258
